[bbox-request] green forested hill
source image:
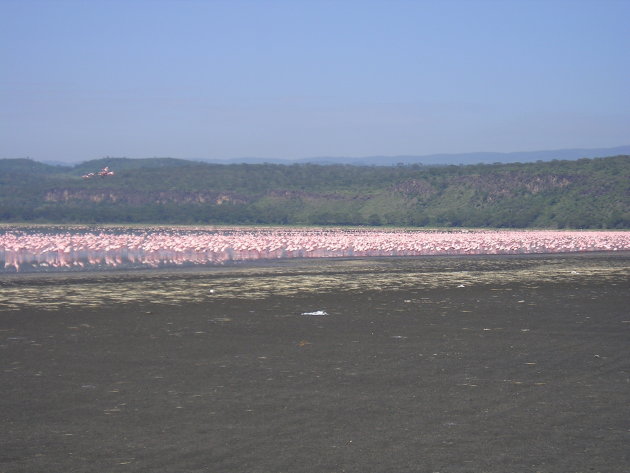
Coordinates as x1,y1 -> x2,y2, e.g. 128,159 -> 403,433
1,156 -> 628,228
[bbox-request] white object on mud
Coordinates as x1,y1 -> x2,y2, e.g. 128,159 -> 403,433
301,310 -> 328,316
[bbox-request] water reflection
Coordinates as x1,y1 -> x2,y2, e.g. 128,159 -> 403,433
1,253 -> 628,311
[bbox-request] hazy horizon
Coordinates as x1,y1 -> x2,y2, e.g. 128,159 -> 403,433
2,0 -> 629,163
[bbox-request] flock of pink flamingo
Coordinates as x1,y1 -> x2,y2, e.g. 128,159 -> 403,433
1,227 -> 629,272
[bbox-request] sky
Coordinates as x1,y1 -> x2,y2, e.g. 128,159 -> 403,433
1,0 -> 629,163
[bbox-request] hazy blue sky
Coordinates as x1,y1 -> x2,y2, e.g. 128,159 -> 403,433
2,0 -> 629,163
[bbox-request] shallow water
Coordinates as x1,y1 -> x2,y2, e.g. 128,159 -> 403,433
1,252 -> 628,311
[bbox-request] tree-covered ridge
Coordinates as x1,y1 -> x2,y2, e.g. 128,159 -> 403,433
1,156 -> 628,228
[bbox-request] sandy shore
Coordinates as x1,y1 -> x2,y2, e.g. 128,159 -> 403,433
1,254 -> 629,472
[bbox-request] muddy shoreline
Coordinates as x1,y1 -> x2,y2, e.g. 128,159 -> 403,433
1,254 -> 629,472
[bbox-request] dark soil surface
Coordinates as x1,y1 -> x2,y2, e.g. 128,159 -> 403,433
1,255 -> 629,472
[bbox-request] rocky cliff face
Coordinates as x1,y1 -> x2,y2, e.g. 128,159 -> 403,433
390,172 -> 576,201
42,188 -> 371,206
43,189 -> 250,205
453,172 -> 574,198
391,179 -> 437,198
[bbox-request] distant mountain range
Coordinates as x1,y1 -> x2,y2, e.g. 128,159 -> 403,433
38,145 -> 630,167
191,146 -> 630,166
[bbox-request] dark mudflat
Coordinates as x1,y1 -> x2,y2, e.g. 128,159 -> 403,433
1,255 -> 629,472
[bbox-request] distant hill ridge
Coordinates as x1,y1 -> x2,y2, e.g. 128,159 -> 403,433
193,145 -> 630,166
1,154 -> 628,228
30,145 -> 630,167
